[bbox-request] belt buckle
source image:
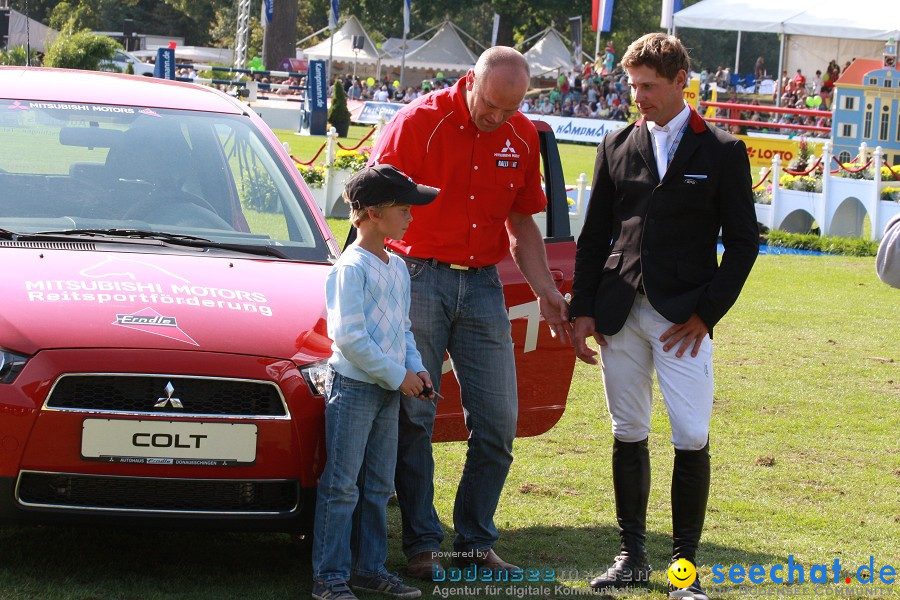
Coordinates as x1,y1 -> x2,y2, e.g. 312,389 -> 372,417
449,263 -> 469,271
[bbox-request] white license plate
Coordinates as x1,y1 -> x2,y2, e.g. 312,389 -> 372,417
81,419 -> 257,466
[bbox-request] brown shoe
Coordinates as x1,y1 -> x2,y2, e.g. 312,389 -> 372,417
452,548 -> 521,573
406,551 -> 443,581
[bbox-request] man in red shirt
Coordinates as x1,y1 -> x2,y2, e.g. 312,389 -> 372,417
370,46 -> 571,580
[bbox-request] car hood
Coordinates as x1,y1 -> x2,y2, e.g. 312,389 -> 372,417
1,247 -> 333,363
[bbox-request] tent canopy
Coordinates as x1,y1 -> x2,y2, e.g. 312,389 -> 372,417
7,8 -> 58,53
523,28 -> 574,79
673,0 -> 900,40
382,21 -> 478,72
302,16 -> 383,65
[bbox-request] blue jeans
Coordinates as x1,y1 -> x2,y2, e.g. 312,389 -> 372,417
312,369 -> 400,581
394,257 -> 518,557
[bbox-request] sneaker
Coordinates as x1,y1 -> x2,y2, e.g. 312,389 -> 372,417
668,577 -> 710,600
311,579 -> 358,600
350,572 -> 422,599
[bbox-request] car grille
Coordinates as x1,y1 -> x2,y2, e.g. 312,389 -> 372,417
46,375 -> 287,417
17,472 -> 299,514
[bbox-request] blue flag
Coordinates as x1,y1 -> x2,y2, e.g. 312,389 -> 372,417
403,0 -> 411,35
329,0 -> 339,29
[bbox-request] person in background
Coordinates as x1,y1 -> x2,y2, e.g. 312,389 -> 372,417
368,45 -> 571,582
570,32 -> 758,600
876,214 -> 900,288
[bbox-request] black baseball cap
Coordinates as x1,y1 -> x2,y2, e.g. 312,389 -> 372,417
344,164 -> 440,210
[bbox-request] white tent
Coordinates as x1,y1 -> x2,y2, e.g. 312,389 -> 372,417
382,22 -> 478,73
674,0 -> 898,93
523,28 -> 574,80
302,15 -> 383,66
7,8 -> 58,53
381,38 -> 426,58
674,0 -> 900,40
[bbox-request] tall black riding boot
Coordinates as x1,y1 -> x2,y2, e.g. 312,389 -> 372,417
669,441 -> 711,600
590,438 -> 652,590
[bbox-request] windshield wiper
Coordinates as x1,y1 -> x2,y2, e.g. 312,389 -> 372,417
32,228 -> 212,242
26,228 -> 290,259
0,228 -> 16,240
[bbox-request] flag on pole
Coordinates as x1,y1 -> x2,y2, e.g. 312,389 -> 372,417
569,16 -> 583,68
661,0 -> 682,30
329,0 -> 339,30
403,0 -> 411,35
261,0 -> 273,28
491,13 -> 500,46
598,0 -> 615,33
591,0 -> 599,31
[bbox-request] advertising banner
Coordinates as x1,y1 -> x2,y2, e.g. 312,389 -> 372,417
153,48 -> 175,80
741,135 -> 824,169
526,114 -> 626,144
354,101 -> 403,125
307,59 -> 328,135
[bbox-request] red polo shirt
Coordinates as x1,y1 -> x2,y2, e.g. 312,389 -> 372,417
370,77 -> 546,267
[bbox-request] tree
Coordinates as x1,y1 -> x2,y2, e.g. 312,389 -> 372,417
44,28 -> 119,70
328,78 -> 351,137
263,0 -> 299,70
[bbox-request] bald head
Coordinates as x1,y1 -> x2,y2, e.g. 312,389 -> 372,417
466,46 -> 531,132
473,46 -> 531,83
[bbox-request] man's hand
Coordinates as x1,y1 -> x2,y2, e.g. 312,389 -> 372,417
399,369 -> 425,398
659,313 -> 709,358
573,315 -> 606,365
538,290 -> 573,344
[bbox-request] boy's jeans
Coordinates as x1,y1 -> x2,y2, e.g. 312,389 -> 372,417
394,258 -> 518,558
312,369 -> 400,582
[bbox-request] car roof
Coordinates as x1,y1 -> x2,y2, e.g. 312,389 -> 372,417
0,66 -> 245,114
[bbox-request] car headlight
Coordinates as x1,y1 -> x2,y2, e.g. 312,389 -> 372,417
0,349 -> 29,384
299,361 -> 329,397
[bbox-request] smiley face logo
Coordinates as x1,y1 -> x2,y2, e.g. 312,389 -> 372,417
667,558 -> 697,588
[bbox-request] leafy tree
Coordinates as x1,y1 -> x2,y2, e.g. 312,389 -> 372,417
328,78 -> 351,137
0,46 -> 41,66
44,28 -> 119,70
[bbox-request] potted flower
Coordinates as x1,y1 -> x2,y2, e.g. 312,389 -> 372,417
880,186 -> 900,202
328,79 -> 351,138
298,164 -> 328,213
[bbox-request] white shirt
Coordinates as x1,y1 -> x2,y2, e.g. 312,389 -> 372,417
647,102 -> 691,180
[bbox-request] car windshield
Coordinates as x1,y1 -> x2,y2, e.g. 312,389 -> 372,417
0,99 -> 332,262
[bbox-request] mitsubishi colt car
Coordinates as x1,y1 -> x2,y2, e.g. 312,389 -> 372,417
0,67 -> 575,532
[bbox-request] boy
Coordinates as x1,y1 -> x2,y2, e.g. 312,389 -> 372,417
312,164 -> 440,600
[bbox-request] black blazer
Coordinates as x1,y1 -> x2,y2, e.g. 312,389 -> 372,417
570,107 -> 759,337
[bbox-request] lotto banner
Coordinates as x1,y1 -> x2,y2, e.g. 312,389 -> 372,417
683,79 -> 700,109
740,135 -> 824,169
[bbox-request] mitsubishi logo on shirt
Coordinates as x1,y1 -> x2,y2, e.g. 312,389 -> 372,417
494,138 -> 520,161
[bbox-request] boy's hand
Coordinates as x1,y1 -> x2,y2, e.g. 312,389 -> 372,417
415,371 -> 435,401
399,369 -> 425,398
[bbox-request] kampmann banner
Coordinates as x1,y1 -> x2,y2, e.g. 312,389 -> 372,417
526,114 -> 626,144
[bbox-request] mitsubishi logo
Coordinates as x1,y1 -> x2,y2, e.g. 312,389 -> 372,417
501,139 -> 515,153
154,381 -> 183,409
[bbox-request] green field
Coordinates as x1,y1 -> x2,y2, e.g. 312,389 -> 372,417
274,125 -> 599,186
0,255 -> 897,599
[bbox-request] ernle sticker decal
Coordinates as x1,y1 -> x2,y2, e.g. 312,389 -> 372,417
113,307 -> 199,346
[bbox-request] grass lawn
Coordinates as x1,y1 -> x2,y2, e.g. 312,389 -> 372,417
0,255 -> 897,599
274,125 -> 599,185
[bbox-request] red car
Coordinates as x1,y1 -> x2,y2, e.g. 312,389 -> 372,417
0,67 -> 575,532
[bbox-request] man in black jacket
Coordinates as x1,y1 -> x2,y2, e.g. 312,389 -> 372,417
570,33 -> 758,600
